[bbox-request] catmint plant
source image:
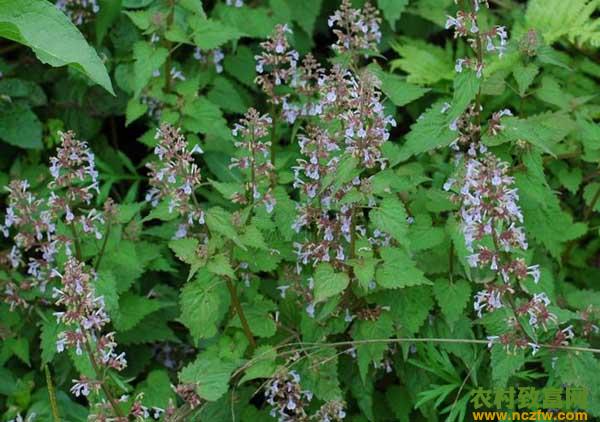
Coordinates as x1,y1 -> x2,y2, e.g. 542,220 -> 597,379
444,0 -> 575,356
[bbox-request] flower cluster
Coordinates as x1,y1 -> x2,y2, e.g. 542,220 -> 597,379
450,153 -> 540,284
1,131 -> 105,307
446,1 -> 507,77
194,48 -> 225,74
173,383 -> 202,410
282,54 -> 325,123
230,108 -> 276,213
53,258 -> 127,393
292,126 -> 351,272
265,370 -> 313,421
146,124 -> 204,239
313,400 -> 347,422
328,0 -> 381,54
56,0 -> 99,25
331,72 -> 395,169
255,24 -> 299,104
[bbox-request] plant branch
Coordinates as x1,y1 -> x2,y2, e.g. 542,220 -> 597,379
225,277 -> 256,349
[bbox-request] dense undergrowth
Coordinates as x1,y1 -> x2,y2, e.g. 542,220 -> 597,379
1,0 -> 600,421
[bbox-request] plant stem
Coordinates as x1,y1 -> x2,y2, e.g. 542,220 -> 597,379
45,365 -> 61,422
349,206 -> 357,260
448,242 -> 455,284
583,183 -> 600,220
163,0 -> 175,94
225,278 -> 256,349
82,332 -> 124,417
69,224 -> 82,261
94,220 -> 112,272
269,103 -> 278,187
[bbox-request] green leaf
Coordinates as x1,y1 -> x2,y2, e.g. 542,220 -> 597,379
103,240 -> 145,293
491,344 -> 525,387
433,279 -> 471,326
0,103 -> 42,149
350,256 -> 378,291
217,6 -> 278,38
180,269 -> 230,342
390,38 -> 454,85
207,253 -> 236,279
125,97 -> 147,126
526,0 -> 600,47
287,0 -> 322,36
516,157 -> 587,258
94,270 -> 119,314
0,0 -> 113,94
179,354 -> 238,401
113,292 -> 168,332
189,16 -> 245,50
135,370 -> 175,410
583,183 -> 600,214
378,71 -> 429,107
407,214 -> 445,251
96,0 -> 122,45
169,237 -> 204,281
132,41 -> 169,97
512,63 -> 539,96
371,196 -> 408,244
377,0 -> 408,28
239,346 -> 278,384
398,100 -> 455,161
182,97 -> 231,140
449,71 -> 480,121
353,313 -> 394,382
230,296 -> 277,338
205,207 -> 244,248
378,287 -> 434,335
486,112 -> 576,155
207,76 -> 250,114
40,318 -> 61,364
117,313 -> 178,345
313,263 -> 350,302
376,247 -> 432,289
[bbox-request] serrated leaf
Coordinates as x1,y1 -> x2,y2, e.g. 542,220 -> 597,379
399,100 -> 455,161
491,345 -> 525,387
371,196 -> 408,244
132,41 -> 169,97
40,318 -> 61,364
313,263 -> 350,302
180,269 -> 230,342
239,346 -> 278,384
353,313 -> 394,382
433,279 -> 471,326
0,103 -> 42,149
377,0 -> 408,28
205,207 -> 245,249
207,253 -> 236,279
230,295 -> 277,338
179,354 -> 238,402
189,16 -> 245,50
513,63 -> 539,96
287,0 -> 322,36
113,292 -> 168,331
390,38 -> 454,85
376,247 -> 432,289
350,256 -> 378,291
135,370 -> 175,410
